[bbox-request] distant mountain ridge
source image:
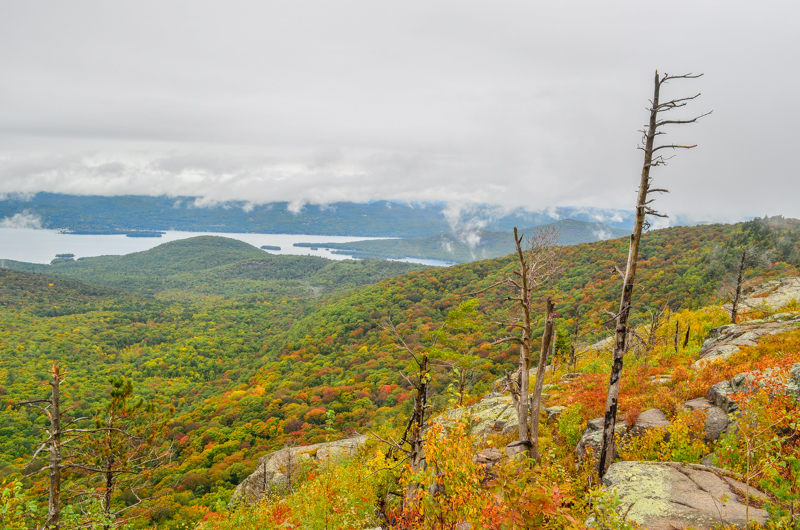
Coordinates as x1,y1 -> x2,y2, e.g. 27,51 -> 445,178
0,192 -> 634,237
294,219 -> 630,263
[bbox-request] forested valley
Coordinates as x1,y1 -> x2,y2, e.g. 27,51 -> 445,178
2,216 -> 800,529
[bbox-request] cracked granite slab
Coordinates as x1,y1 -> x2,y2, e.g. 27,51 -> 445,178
603,461 -> 768,530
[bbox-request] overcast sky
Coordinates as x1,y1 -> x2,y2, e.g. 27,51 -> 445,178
1,1 -> 798,224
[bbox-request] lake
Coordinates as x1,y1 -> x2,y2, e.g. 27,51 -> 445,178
0,228 -> 450,267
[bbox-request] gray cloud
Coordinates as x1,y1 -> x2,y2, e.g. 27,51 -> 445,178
0,1 -> 798,225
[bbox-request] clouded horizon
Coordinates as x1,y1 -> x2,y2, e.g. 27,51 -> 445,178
1,1 -> 798,225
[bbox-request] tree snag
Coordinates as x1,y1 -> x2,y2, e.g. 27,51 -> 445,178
529,297 -> 555,463
17,364 -> 74,529
597,70 -> 710,477
492,225 -> 560,461
382,319 -> 433,504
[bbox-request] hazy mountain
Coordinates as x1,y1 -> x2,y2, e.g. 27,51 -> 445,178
295,219 -> 630,263
0,193 -> 634,237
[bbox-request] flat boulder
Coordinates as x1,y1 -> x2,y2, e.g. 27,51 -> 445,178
682,397 -> 712,411
603,461 -> 769,529
631,408 -> 670,436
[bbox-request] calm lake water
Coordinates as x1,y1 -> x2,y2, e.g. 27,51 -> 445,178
0,228 -> 449,267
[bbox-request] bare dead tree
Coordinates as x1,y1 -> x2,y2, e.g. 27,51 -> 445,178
18,368 -> 170,530
597,71 -> 710,477
529,298 -> 555,463
491,225 -> 561,462
628,299 -> 670,363
381,320 -> 435,503
16,364 -> 81,529
568,307 -> 585,371
673,321 -> 680,354
721,245 -> 770,323
728,247 -> 749,323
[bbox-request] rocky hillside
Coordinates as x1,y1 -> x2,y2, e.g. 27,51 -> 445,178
217,277 -> 800,529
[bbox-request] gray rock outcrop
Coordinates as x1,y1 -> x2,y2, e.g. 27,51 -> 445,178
603,461 -> 769,530
631,408 -> 671,436
704,407 -> 730,442
438,391 -> 562,438
438,393 -> 518,436
737,277 -> 800,312
575,418 -> 626,464
692,311 -> 800,370
232,435 -> 366,504
682,397 -> 731,442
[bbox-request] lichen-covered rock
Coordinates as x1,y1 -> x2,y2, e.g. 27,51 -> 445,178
545,405 -> 566,421
603,461 -> 769,530
437,392 -> 518,437
740,277 -> 800,311
789,363 -> 800,397
691,311 -> 800,370
232,435 -> 366,504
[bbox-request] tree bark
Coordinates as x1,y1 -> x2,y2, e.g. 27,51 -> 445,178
597,69 -> 708,477
103,459 -> 114,530
514,227 -> 533,449
529,298 -> 555,462
730,248 -> 747,324
409,353 -> 428,474
598,71 -> 660,477
46,366 -> 64,529
674,321 -> 679,353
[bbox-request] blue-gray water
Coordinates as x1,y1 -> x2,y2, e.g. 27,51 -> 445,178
0,228 -> 450,267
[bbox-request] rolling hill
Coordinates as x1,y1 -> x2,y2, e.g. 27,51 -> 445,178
0,236 -> 428,297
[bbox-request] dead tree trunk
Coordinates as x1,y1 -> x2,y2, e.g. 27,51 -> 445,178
569,307 -> 583,371
597,70 -> 710,477
407,353 -> 429,476
730,247 -> 748,324
382,321 -> 432,505
492,226 -> 560,460
47,367 -> 63,528
529,298 -> 555,463
18,364 -> 68,529
673,321 -> 680,353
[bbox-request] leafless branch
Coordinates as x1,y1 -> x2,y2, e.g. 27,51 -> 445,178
491,336 -> 523,346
